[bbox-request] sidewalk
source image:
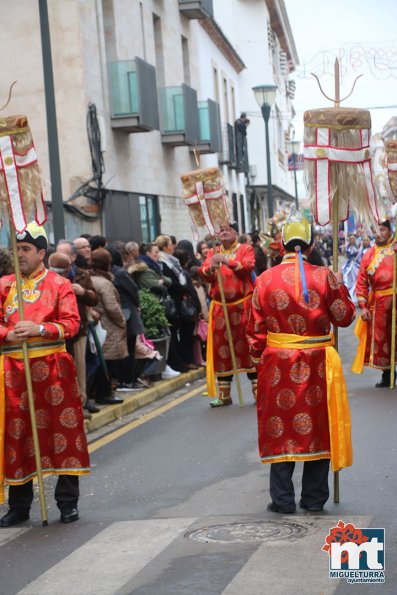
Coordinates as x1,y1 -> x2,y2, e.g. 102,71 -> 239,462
84,368 -> 206,434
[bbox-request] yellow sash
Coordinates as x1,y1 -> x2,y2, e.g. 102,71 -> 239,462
351,316 -> 367,374
267,332 -> 352,472
206,294 -> 252,398
352,287 -> 394,374
0,338 -> 66,504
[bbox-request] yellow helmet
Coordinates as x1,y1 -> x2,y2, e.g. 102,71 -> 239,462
281,207 -> 311,246
16,221 -> 48,251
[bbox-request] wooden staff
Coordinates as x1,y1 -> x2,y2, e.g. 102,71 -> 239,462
331,59 -> 341,504
10,226 -> 48,526
216,269 -> 244,407
390,221 -> 397,389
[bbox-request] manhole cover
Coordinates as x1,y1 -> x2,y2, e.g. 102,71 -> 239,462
185,520 -> 314,544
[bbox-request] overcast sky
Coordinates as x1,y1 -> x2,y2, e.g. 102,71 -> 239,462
284,0 -> 397,140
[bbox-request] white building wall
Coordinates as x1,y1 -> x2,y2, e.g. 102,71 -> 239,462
1,0 -> 297,240
194,21 -> 247,227
214,0 -> 297,222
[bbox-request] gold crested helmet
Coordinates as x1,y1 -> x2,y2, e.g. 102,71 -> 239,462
16,221 -> 48,251
282,207 -> 311,247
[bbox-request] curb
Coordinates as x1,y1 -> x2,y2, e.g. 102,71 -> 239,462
84,368 -> 206,434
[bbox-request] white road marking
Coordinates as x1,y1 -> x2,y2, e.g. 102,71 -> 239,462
0,527 -> 30,548
17,518 -> 197,595
222,515 -> 372,595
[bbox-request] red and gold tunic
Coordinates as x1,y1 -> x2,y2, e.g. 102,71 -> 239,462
199,242 -> 255,395
0,265 -> 90,503
247,254 -> 355,467
354,242 -> 395,370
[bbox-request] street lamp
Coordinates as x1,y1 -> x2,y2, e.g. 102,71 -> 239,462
286,137 -> 300,209
252,84 -> 277,219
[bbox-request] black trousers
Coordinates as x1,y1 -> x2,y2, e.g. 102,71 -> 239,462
8,475 -> 79,513
270,459 -> 330,509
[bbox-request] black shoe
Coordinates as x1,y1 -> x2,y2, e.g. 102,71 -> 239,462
299,501 -> 324,512
60,506 -> 79,524
267,502 -> 295,514
0,509 -> 30,527
96,395 -> 124,405
85,400 -> 100,414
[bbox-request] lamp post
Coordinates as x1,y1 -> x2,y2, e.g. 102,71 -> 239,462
252,84 -> 277,219
286,138 -> 300,209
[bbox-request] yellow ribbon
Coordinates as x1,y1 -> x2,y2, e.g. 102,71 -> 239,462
206,294 -> 252,398
206,300 -> 217,397
0,339 -> 66,504
351,316 -> 367,374
267,332 -> 352,472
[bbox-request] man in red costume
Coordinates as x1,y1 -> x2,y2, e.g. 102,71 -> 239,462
199,222 -> 256,406
0,223 -> 90,527
247,213 -> 355,513
352,220 -> 397,387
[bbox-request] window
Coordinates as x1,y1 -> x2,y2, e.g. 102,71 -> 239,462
230,85 -> 236,123
153,14 -> 165,87
181,35 -> 190,85
213,66 -> 219,104
232,192 -> 238,223
223,77 -> 229,123
139,195 -> 159,242
140,2 -> 146,60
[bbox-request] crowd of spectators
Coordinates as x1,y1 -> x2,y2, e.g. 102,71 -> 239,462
0,233 -> 212,421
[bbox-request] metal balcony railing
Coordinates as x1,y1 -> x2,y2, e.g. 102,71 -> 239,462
235,125 -> 249,174
219,123 -> 236,168
109,57 -> 159,132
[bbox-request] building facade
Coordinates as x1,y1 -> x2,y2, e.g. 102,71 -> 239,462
1,0 -> 298,244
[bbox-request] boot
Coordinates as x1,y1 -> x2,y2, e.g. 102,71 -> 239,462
251,378 -> 258,402
210,381 -> 232,407
375,369 -> 396,388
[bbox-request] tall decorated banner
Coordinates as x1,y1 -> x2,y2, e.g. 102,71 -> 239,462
180,166 -> 244,406
303,60 -> 381,502
0,113 -> 49,525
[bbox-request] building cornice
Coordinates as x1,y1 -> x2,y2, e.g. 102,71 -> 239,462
266,0 -> 299,67
200,17 -> 246,73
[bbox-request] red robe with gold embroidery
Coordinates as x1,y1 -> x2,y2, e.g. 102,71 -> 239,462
199,242 -> 255,381
247,255 -> 355,464
355,242 -> 396,369
0,265 -> 90,501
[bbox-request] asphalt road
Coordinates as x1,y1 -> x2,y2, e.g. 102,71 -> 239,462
0,324 -> 396,594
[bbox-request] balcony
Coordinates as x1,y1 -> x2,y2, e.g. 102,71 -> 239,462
196,99 -> 222,154
160,84 -> 199,146
109,57 -> 159,133
219,123 -> 236,168
178,0 -> 213,19
235,125 -> 249,175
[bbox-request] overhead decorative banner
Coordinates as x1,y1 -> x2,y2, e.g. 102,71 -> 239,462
180,167 -> 229,239
303,107 -> 381,228
385,139 -> 397,202
0,115 -> 47,233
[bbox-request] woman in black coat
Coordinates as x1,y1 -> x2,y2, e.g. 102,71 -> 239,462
173,249 -> 201,369
107,245 -> 144,388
